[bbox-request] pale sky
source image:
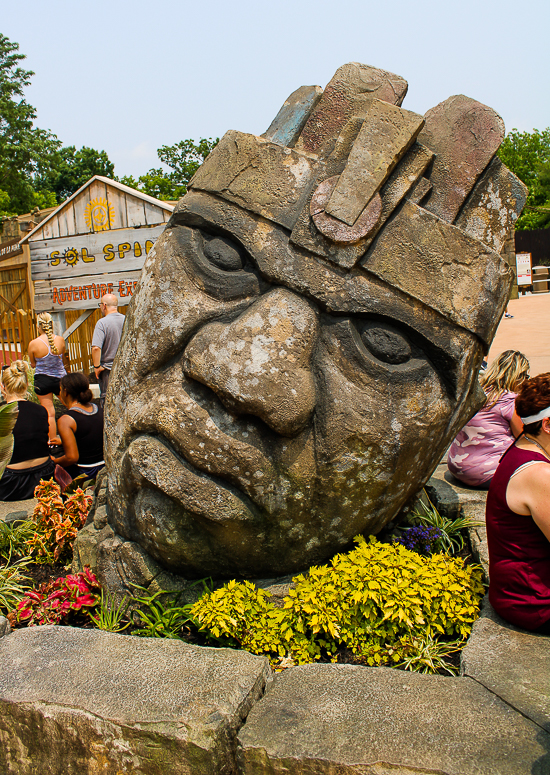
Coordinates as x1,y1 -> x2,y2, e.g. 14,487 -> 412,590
3,0 -> 549,178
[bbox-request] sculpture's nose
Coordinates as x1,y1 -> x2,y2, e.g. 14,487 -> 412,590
183,288 -> 318,436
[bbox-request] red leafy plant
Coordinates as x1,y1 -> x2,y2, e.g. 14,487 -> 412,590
26,479 -> 92,563
8,567 -> 100,627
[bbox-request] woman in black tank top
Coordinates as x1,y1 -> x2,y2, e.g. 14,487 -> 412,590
53,373 -> 104,481
0,360 -> 55,500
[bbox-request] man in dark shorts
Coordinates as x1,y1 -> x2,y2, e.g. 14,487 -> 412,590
91,294 -> 125,407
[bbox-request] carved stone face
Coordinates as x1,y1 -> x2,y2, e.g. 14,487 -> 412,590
104,64 -> 524,579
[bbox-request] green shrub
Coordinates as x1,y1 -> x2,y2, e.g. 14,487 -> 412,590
191,537 -> 485,673
0,558 -> 32,615
89,589 -> 131,633
190,579 -> 284,652
407,491 -> 482,554
130,581 -> 209,639
0,519 -> 36,564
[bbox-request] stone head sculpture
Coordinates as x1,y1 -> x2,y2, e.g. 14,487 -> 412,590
103,63 -> 526,580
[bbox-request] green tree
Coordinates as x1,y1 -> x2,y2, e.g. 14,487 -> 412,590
498,128 -> 550,230
0,33 -> 60,216
36,145 -> 115,201
120,137 -> 218,200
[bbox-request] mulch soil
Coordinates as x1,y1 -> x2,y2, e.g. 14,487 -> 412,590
24,562 -> 69,587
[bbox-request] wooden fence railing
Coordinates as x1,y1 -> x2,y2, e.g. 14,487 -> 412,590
0,307 -> 128,373
0,309 -> 37,366
64,306 -> 128,374
64,309 -> 101,374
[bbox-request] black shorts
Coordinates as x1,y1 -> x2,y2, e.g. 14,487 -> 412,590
0,458 -> 55,501
34,374 -> 62,396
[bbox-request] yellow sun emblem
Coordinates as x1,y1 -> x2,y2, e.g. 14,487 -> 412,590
84,197 -> 115,232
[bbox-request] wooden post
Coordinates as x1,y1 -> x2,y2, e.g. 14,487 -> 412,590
1,312 -> 8,366
77,315 -> 89,373
8,310 -> 16,360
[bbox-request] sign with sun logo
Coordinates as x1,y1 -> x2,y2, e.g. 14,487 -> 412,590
84,197 -> 115,232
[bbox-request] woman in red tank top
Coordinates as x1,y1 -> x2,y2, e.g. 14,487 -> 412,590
486,373 -> 550,633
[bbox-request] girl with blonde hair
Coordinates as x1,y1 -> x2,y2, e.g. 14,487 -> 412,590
28,312 -> 70,444
0,360 -> 55,500
447,350 -> 530,487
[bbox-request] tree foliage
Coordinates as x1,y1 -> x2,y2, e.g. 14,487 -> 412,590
36,145 -> 115,202
0,34 -> 115,218
0,33 -> 60,216
498,128 -> 550,230
120,137 -> 218,200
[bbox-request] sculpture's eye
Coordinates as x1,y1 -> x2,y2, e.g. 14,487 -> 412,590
203,236 -> 245,271
358,321 -> 412,364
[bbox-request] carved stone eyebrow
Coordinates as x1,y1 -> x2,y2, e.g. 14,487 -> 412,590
183,61 -> 527,349
174,192 -> 490,352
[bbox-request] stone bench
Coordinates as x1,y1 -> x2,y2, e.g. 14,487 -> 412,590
0,602 -> 548,775
0,467 -> 548,774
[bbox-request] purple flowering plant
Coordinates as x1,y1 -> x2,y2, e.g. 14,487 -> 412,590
396,526 -> 443,556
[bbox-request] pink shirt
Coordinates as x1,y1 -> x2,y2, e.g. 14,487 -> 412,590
447,391 -> 516,486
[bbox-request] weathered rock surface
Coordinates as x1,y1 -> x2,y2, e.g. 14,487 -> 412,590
263,84 -> 323,147
310,175 -> 383,247
361,141 -> 434,249
184,288 -> 318,436
188,130 -> 322,230
456,155 -> 529,253
104,62 -> 523,582
361,199 -> 511,346
295,62 -> 408,155
237,664 -> 550,775
0,626 -> 271,775
418,94 -> 505,223
325,98 -> 424,225
407,174 -> 432,204
0,616 -> 10,638
0,497 -> 35,524
462,608 -> 550,733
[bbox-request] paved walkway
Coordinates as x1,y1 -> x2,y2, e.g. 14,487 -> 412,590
488,292 -> 550,376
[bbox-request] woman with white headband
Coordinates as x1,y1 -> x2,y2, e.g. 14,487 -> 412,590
486,372 -> 550,633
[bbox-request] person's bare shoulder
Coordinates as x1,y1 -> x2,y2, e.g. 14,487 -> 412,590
58,413 -> 76,430
29,337 -> 47,355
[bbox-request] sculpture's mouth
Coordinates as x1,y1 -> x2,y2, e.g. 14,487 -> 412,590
124,373 -> 304,518
126,434 -> 261,525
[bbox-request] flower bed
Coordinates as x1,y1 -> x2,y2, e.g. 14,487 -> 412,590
1,480 -> 485,676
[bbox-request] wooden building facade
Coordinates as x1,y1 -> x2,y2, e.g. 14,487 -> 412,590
21,176 -> 173,314
0,207 -> 57,314
15,177 -> 174,371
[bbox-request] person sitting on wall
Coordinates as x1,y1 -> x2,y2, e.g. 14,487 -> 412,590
91,294 -> 125,407
52,372 -> 104,481
447,350 -> 530,488
486,372 -> 550,633
0,360 -> 55,501
28,312 -> 70,445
